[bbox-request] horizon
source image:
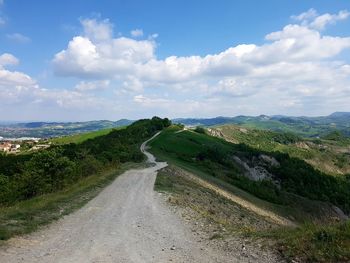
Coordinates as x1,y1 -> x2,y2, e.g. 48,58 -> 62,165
1,1 -> 350,120
0,111 -> 349,124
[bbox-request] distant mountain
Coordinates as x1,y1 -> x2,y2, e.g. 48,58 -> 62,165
172,117 -> 235,127
2,112 -> 350,139
0,119 -> 134,139
173,112 -> 350,138
328,112 -> 350,118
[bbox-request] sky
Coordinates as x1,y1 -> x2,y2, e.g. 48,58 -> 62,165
0,0 -> 350,121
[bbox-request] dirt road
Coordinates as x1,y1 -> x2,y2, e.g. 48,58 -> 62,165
0,133 -> 236,263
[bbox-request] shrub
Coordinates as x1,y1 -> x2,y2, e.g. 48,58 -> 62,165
194,126 -> 206,134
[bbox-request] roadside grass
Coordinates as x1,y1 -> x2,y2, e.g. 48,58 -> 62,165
256,221 -> 350,262
155,166 -> 276,233
0,162 -> 144,242
50,127 -> 123,144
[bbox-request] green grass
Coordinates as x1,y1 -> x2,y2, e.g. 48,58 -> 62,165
210,124 -> 350,176
149,126 -> 349,222
256,221 -> 350,262
238,118 -> 350,139
154,168 -> 178,193
150,128 -> 294,222
156,163 -> 350,262
50,127 -> 123,144
0,162 -> 144,241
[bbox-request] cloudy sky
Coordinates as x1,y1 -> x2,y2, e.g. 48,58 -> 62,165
1,0 -> 350,121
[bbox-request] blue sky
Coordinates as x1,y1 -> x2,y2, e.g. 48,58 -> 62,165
0,0 -> 350,121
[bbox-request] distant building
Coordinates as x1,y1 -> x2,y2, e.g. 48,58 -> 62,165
0,142 -> 12,152
9,144 -> 20,153
32,144 -> 50,150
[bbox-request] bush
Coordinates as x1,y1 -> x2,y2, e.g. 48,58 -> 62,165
0,173 -> 10,204
194,126 -> 206,134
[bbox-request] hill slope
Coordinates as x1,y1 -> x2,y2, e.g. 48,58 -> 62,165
173,112 -> 350,138
149,126 -> 350,262
149,126 -> 350,217
207,125 -> 350,176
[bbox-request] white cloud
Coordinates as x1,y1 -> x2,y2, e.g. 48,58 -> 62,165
291,8 -> 318,22
53,15 -> 350,83
214,78 -> 258,97
6,33 -> 31,43
133,94 -> 169,105
0,53 -> 38,107
81,18 -> 113,42
0,68 -> 35,88
0,53 -> 19,66
1,9 -> 347,120
0,54 -> 36,90
74,80 -> 110,91
53,19 -> 156,78
122,76 -> 143,92
49,12 -> 350,117
310,10 -> 350,30
262,25 -> 350,61
130,29 -> 143,37
292,8 -> 350,30
0,53 -> 110,117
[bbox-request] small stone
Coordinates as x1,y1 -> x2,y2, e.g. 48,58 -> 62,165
171,246 -> 176,250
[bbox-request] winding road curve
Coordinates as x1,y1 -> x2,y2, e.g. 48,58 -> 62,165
0,132 -> 230,263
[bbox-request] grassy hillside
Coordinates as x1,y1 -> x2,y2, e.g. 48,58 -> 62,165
151,127 -> 350,262
208,125 -> 350,176
174,112 -> 350,138
155,165 -> 350,263
149,126 -> 350,216
50,127 -> 120,144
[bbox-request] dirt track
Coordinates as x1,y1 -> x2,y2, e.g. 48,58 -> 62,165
0,133 -> 234,262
